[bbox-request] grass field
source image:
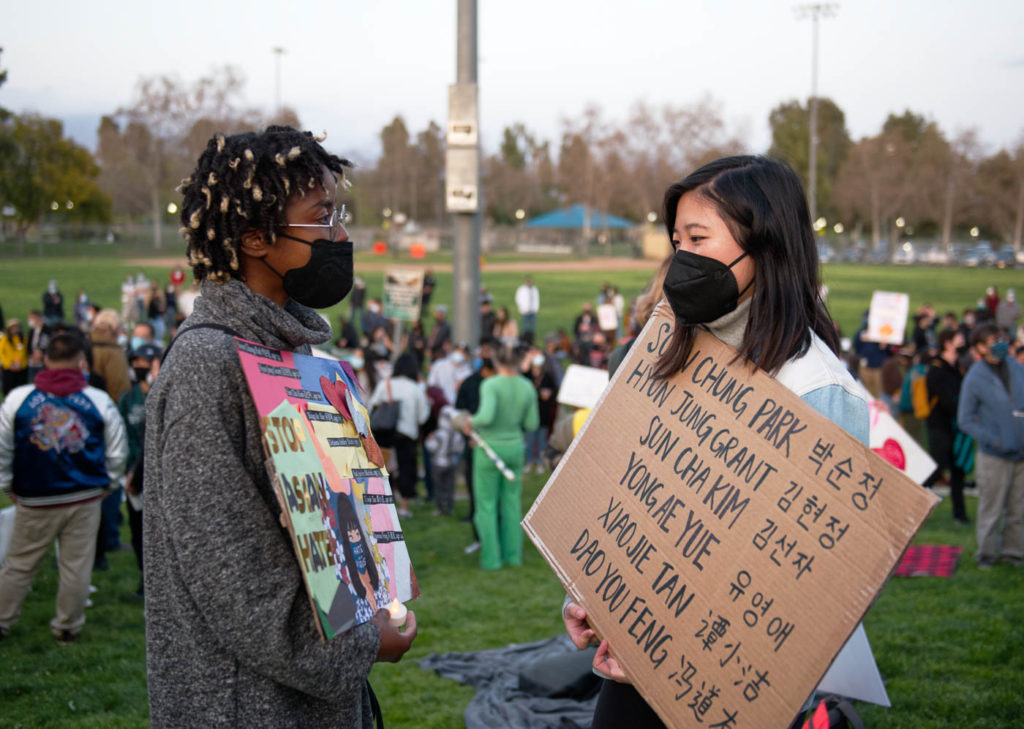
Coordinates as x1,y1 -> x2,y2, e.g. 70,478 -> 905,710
1,479 -> 1022,728
1,251 -> 1022,341
1,253 -> 1023,728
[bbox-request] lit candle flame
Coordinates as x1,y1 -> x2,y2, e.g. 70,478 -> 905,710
387,598 -> 407,629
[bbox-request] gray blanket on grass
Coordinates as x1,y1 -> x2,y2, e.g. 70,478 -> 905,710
420,635 -> 598,729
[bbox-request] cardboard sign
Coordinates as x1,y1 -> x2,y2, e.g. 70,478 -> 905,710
868,401 -> 937,486
523,305 -> 938,728
865,291 -> 910,345
557,364 -> 610,410
236,339 -> 418,641
383,268 -> 424,322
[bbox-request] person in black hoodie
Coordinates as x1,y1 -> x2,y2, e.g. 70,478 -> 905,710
923,327 -> 969,523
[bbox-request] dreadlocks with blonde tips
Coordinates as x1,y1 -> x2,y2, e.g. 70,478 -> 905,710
179,126 -> 352,283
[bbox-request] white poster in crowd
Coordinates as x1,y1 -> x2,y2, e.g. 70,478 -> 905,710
865,291 -> 910,345
596,302 -> 618,332
556,364 -> 609,409
868,401 -> 937,485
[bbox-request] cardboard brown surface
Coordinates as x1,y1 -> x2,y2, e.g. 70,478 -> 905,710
523,304 -> 939,728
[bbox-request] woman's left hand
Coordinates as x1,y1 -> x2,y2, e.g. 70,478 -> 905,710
593,639 -> 630,683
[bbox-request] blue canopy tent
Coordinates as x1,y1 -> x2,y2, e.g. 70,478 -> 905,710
525,204 -> 636,229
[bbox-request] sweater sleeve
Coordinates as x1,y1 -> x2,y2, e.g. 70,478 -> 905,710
149,344 -> 380,703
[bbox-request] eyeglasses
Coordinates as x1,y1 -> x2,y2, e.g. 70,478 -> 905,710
284,204 -> 348,241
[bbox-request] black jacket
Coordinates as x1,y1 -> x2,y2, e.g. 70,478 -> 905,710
925,356 -> 962,431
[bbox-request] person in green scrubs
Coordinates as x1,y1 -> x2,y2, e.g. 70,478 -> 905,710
467,344 -> 539,570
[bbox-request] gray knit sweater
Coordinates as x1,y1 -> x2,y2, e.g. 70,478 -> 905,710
143,279 -> 381,728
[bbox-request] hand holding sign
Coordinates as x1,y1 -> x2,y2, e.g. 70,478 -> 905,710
593,640 -> 629,683
563,601 -> 597,650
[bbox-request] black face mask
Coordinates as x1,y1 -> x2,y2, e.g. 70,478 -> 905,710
663,248 -> 752,325
264,234 -> 354,309
133,366 -> 151,384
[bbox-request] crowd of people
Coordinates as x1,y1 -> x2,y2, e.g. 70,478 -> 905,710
1,129 -> 1022,729
0,272 -> 194,619
847,289 -> 1024,568
322,268 -> 646,566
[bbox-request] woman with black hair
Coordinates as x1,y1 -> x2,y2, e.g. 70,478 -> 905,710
562,156 -> 869,728
144,126 -> 416,729
368,352 -> 429,516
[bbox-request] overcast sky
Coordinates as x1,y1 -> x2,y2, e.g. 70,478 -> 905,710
3,0 -> 1022,165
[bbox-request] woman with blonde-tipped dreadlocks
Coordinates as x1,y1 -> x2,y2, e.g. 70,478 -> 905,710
144,127 -> 417,729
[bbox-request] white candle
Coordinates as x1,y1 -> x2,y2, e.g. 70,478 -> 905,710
388,598 -> 407,630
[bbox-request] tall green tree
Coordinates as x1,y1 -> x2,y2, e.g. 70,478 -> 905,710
376,115 -> 413,220
0,114 -> 111,252
413,120 -> 445,223
768,97 -> 851,220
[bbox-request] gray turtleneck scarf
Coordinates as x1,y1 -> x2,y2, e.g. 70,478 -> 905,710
706,295 -> 752,353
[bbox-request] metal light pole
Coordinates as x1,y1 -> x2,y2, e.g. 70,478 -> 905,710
272,47 -> 285,118
796,4 -> 837,227
446,0 -> 481,347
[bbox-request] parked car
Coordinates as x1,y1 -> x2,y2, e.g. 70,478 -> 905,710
893,242 -> 916,264
918,244 -> 951,265
963,242 -> 995,267
994,247 -> 1017,269
837,247 -> 864,263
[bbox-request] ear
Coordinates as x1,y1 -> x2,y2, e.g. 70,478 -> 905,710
239,228 -> 271,259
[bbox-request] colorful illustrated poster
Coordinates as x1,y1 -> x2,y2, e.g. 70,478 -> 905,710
236,338 -> 418,641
